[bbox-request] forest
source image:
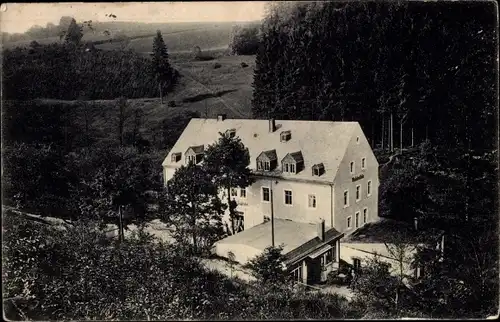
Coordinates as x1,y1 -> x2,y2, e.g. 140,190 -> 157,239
252,1 -> 496,152
252,1 -> 498,318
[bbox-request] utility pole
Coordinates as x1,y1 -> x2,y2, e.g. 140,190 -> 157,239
270,180 -> 275,247
118,205 -> 124,242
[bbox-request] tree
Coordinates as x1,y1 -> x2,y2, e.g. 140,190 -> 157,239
161,163 -> 224,254
69,146 -> 163,223
151,30 -> 172,104
229,25 -> 260,55
202,133 -> 254,234
244,245 -> 288,286
115,97 -> 132,146
64,18 -> 83,45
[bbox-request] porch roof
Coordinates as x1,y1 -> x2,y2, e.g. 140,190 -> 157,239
214,219 -> 343,265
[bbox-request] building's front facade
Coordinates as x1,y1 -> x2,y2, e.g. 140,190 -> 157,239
162,116 -> 379,235
162,116 -> 379,284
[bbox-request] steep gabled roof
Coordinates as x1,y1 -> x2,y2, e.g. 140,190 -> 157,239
257,149 -> 278,162
163,119 -> 361,183
185,145 -> 204,155
282,151 -> 304,164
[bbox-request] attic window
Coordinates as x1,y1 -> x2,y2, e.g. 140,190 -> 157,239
256,149 -> 277,171
281,151 -> 304,174
185,145 -> 204,164
280,130 -> 291,142
171,152 -> 181,163
226,128 -> 236,138
312,163 -> 325,176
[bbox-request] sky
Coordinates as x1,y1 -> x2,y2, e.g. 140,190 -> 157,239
0,2 -> 267,34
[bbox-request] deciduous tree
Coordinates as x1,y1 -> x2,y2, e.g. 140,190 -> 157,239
202,133 -> 254,234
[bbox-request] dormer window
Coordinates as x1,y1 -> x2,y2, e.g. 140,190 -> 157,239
171,152 -> 181,163
312,163 -> 325,176
280,130 -> 291,142
185,145 -> 204,164
226,128 -> 236,138
281,151 -> 304,174
256,149 -> 277,171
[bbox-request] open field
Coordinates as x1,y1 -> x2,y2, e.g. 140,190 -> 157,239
5,52 -> 256,148
96,24 -> 235,53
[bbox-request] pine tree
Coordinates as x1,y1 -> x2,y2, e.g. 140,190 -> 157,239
151,30 -> 172,104
64,18 -> 83,46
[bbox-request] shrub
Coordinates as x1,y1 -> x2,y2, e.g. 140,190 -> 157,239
229,25 -> 260,55
213,62 -> 222,69
241,62 -> 249,68
168,100 -> 177,107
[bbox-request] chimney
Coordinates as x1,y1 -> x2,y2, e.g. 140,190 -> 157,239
414,217 -> 419,231
269,118 -> 276,132
317,218 -> 325,241
217,114 -> 227,121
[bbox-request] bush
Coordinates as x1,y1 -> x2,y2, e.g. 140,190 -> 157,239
168,100 -> 177,107
229,25 -> 260,55
213,62 -> 222,69
241,62 -> 249,68
326,270 -> 351,286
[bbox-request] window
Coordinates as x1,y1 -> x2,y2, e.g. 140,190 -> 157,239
231,188 -> 238,197
321,249 -> 333,267
284,190 -> 293,205
344,190 -> 349,207
363,208 -> 367,223
226,129 -> 236,138
367,180 -> 372,196
240,188 -> 246,198
187,155 -> 195,164
290,265 -> 302,283
280,130 -> 291,142
356,136 -> 360,144
257,161 -> 271,171
262,187 -> 270,202
355,211 -> 360,228
308,194 -> 317,208
283,163 -> 296,174
362,158 -> 366,169
171,153 -> 181,162
350,161 -> 355,174
347,216 -> 352,229
312,163 -> 325,176
356,185 -> 361,202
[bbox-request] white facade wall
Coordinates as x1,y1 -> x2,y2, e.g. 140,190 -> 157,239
333,126 -> 379,233
163,123 -> 379,235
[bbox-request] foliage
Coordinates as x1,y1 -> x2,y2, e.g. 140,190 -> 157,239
3,43 -> 175,100
151,30 -> 174,91
244,245 -> 288,285
160,163 -> 225,255
1,143 -> 79,218
253,1 -> 497,151
64,18 -> 83,45
2,212 -> 364,320
202,132 -> 254,234
229,25 -> 260,55
67,145 -> 164,222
